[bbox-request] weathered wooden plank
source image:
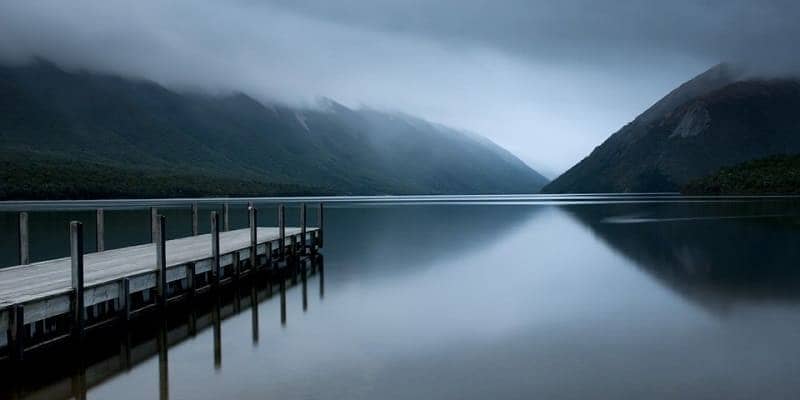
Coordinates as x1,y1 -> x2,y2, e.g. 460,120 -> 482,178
84,282 -> 120,307
195,259 -> 212,274
24,295 -> 71,324
166,265 -> 187,283
129,273 -> 157,294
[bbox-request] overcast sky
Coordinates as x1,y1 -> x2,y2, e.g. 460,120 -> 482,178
1,0 -> 798,177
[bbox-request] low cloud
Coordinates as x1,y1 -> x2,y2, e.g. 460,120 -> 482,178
1,0 -> 797,174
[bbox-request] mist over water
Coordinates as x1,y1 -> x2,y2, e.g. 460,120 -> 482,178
3,196 -> 800,399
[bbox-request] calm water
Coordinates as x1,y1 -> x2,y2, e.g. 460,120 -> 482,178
3,195 -> 800,399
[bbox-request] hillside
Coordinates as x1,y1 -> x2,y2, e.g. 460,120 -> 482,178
542,64 -> 800,193
0,61 -> 548,199
682,154 -> 800,194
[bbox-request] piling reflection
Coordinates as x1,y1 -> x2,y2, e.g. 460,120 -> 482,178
157,321 -> 169,400
213,299 -> 222,370
1,255 -> 324,399
70,356 -> 87,400
250,286 -> 259,345
302,266 -> 308,312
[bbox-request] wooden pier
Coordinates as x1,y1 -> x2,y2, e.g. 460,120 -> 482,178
0,202 -> 324,362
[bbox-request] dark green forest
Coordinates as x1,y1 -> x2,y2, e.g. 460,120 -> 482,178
682,154 -> 800,194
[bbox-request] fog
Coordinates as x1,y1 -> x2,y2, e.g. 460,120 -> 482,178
1,0 -> 798,176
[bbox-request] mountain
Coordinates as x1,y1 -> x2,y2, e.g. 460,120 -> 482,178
0,61 -> 548,199
542,64 -> 800,193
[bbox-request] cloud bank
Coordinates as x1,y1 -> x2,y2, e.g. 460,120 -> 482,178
1,0 -> 797,175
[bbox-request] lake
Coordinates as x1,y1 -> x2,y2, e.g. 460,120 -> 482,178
2,195 -> 800,399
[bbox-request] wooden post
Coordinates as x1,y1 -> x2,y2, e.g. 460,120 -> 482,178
150,208 -> 159,243
278,204 -> 285,261
300,203 -> 307,254
96,209 -> 105,252
9,304 -> 25,361
156,215 -> 167,309
223,203 -> 230,232
317,203 -> 324,248
191,203 -> 199,236
71,221 -> 85,341
18,212 -> 29,265
210,212 -> 220,288
249,204 -> 257,270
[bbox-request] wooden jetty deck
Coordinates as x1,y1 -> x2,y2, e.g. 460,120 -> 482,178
0,202 -> 324,362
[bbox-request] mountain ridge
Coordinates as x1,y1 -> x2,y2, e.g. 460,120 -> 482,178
542,64 -> 800,193
0,60 -> 548,199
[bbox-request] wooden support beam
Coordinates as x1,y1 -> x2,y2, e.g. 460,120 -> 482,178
18,211 -> 29,265
210,211 -> 221,288
223,203 -> 230,232
278,204 -> 285,261
9,304 -> 25,361
150,208 -> 158,243
249,204 -> 257,270
156,215 -> 167,310
191,203 -> 199,236
96,208 -> 105,252
70,221 -> 85,341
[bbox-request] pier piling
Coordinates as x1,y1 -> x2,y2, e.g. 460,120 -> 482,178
156,215 -> 167,310
150,208 -> 158,244
211,212 -> 221,288
223,203 -> 230,232
300,203 -> 307,254
191,203 -> 199,236
278,204 -> 286,261
18,212 -> 29,265
70,221 -> 85,341
96,209 -> 105,252
249,203 -> 257,270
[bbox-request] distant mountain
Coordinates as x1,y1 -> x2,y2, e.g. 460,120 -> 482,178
0,61 -> 547,199
542,64 -> 800,193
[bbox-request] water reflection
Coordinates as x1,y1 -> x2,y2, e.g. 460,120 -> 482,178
561,201 -> 800,310
0,256 -> 324,400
